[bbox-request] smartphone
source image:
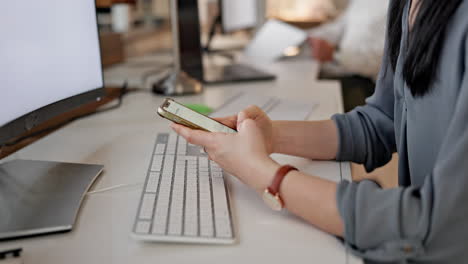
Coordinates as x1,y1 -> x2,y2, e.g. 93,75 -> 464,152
158,98 -> 237,134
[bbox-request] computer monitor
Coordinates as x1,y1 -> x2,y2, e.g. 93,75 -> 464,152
174,0 -> 275,87
0,0 -> 105,240
220,0 -> 259,33
0,1 -> 104,145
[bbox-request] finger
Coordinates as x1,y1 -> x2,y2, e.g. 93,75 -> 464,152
213,115 -> 237,129
238,118 -> 259,134
171,123 -> 213,147
237,111 -> 248,128
237,105 -> 263,127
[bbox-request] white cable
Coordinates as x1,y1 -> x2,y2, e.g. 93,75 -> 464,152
87,182 -> 143,195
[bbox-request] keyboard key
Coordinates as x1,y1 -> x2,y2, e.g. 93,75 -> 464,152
199,157 -> 208,167
167,148 -> 175,155
165,155 -> 175,164
210,162 -> 222,172
135,221 -> 151,234
177,141 -> 187,155
139,194 -> 156,220
156,133 -> 168,144
146,172 -> 160,193
185,156 -> 197,161
168,133 -> 176,143
211,167 -> 222,173
199,175 -> 214,237
211,177 -> 232,238
168,164 -> 185,236
187,164 -> 197,170
151,155 -> 163,172
184,173 -> 198,236
212,172 -> 223,178
155,144 -> 166,154
152,175 -> 172,234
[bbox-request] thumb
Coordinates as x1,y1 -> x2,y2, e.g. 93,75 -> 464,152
237,110 -> 248,129
238,118 -> 258,134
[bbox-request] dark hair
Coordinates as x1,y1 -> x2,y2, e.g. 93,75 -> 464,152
387,0 -> 462,97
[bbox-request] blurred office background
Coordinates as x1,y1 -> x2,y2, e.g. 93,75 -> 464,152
96,0 -> 349,61
97,0 -> 378,114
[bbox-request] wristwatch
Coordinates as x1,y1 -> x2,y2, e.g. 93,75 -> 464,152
262,165 -> 298,211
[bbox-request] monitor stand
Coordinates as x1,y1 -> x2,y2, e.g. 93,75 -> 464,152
151,0 -> 204,96
152,71 -> 203,96
0,159 -> 103,241
203,63 -> 276,84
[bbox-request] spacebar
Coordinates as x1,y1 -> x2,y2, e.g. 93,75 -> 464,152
211,176 -> 232,238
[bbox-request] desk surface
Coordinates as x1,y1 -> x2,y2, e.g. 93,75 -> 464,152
1,58 -> 361,264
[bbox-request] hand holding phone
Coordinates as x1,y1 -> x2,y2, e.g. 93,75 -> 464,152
157,98 -> 237,133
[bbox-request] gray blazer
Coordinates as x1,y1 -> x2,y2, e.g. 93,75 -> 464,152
332,0 -> 468,263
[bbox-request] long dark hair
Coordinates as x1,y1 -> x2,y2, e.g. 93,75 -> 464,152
387,0 -> 463,97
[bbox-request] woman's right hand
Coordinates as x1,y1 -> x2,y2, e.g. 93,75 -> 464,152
214,105 -> 275,154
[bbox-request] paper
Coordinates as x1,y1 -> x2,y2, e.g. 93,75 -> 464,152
244,19 -> 307,62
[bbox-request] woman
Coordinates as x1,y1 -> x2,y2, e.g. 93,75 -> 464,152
172,0 -> 468,262
308,0 -> 389,80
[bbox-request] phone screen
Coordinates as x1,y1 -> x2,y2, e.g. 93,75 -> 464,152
164,100 -> 236,133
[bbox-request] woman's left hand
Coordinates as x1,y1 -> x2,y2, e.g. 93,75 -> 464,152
308,37 -> 335,63
171,117 -> 279,192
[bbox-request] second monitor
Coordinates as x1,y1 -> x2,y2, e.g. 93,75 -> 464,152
177,0 -> 275,85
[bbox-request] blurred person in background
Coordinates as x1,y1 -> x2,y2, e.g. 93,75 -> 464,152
308,0 -> 389,81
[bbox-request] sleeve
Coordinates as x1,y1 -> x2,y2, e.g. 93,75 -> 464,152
331,40 -> 396,172
335,36 -> 468,262
308,13 -> 347,45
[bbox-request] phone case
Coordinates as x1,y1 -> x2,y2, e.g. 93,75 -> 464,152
157,106 -> 207,131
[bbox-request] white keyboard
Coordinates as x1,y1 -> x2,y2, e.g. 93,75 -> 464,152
132,133 -> 234,244
132,94 -> 315,244
210,92 -> 317,121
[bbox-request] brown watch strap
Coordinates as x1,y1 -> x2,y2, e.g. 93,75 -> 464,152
267,165 -> 298,195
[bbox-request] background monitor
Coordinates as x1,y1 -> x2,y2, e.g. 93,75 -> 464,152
220,0 -> 259,33
0,0 -> 104,146
175,0 -> 275,85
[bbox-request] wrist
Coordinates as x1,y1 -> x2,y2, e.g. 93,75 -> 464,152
271,121 -> 282,154
253,157 -> 281,193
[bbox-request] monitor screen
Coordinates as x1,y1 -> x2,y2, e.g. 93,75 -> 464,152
0,0 -> 103,128
221,0 -> 258,32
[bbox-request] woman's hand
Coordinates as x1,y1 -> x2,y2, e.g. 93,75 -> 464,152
308,37 -> 335,63
215,105 -> 275,154
172,107 -> 345,237
171,106 -> 280,192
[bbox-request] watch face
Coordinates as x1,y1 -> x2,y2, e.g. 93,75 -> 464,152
262,190 -> 283,211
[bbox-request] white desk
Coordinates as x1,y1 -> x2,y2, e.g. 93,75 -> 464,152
1,58 -> 362,264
